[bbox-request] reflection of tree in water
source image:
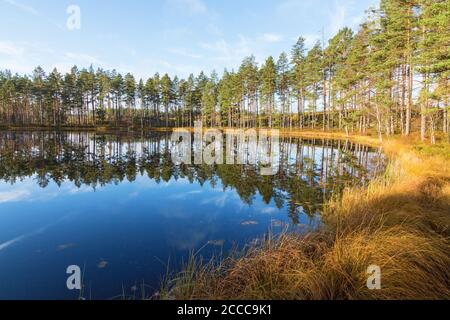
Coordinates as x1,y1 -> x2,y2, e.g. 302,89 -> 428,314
0,131 -> 384,224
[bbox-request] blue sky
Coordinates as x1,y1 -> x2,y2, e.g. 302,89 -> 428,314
0,0 -> 377,79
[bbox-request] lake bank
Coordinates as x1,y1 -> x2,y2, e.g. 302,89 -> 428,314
163,135 -> 450,300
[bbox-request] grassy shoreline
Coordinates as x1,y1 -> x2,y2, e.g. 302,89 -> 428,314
162,134 -> 450,300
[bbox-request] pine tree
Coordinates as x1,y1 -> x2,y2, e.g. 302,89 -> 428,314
291,37 -> 307,128
32,66 -> 46,125
46,68 -> 62,126
201,80 -> 216,126
239,56 -> 259,128
124,73 -> 136,125
304,43 -> 323,129
260,57 -> 277,128
277,52 -> 290,128
161,74 -> 172,128
417,0 -> 450,143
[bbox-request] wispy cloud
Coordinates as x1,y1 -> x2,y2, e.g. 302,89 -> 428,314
0,40 -> 24,56
302,33 -> 321,48
201,192 -> 235,208
2,0 -> 64,30
276,0 -> 315,18
167,47 -> 203,59
140,57 -> 203,77
261,207 -> 278,214
63,52 -> 103,65
200,35 -> 253,67
68,185 -> 94,195
260,33 -> 284,43
0,213 -> 71,251
168,190 -> 202,200
0,190 -> 30,203
167,0 -> 208,14
0,234 -> 26,251
0,40 -> 53,73
2,0 -> 39,15
328,0 -> 347,35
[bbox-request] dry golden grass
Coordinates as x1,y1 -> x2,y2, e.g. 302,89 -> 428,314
164,134 -> 450,300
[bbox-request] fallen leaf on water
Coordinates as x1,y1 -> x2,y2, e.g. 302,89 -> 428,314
241,220 -> 258,226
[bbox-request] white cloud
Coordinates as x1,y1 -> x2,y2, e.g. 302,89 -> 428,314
142,58 -> 202,77
260,33 -> 284,43
0,190 -> 30,203
0,40 -> 56,73
0,40 -> 24,56
167,47 -> 203,59
2,0 -> 64,30
2,0 -> 39,16
329,0 -> 347,36
261,207 -> 278,214
168,190 -> 202,200
302,33 -> 321,48
200,35 -> 252,66
63,52 -> 103,65
0,41 -> 107,74
0,235 -> 26,251
68,185 -> 94,195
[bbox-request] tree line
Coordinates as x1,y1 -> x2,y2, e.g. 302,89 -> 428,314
0,0 -> 448,143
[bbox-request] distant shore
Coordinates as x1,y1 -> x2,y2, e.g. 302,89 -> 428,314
0,125 -> 384,146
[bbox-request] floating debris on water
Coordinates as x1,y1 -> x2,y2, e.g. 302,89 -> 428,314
207,239 -> 225,246
241,220 -> 258,226
57,243 -> 77,251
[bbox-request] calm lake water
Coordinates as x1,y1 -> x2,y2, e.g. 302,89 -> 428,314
0,130 -> 384,299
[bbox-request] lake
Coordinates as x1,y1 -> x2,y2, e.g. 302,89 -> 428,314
0,130 -> 384,299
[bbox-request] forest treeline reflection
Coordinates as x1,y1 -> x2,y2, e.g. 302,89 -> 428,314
0,131 -> 384,224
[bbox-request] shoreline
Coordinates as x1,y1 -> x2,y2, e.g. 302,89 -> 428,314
0,125 -> 382,147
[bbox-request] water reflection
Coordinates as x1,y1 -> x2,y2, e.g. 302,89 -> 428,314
0,131 -> 384,299
0,131 -> 384,223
